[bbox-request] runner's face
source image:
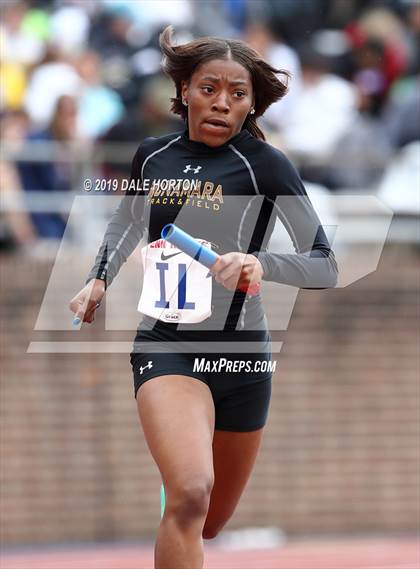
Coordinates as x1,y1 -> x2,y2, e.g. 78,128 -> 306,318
182,58 -> 254,147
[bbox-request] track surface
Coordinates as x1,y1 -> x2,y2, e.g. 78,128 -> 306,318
1,536 -> 419,569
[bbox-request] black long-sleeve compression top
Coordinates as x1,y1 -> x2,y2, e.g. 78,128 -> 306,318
87,127 -> 338,331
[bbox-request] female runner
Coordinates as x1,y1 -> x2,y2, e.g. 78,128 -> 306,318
70,26 -> 337,569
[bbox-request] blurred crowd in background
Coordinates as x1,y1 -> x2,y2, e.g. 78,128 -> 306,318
0,0 -> 419,249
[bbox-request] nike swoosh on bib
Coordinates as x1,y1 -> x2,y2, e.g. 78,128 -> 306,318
161,251 -> 183,261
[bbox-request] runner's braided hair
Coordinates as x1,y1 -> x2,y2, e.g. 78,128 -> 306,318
159,26 -> 290,141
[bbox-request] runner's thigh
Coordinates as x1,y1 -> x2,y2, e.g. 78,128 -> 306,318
136,375 -> 216,491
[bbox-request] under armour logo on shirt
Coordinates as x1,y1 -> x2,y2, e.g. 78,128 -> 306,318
139,361 -> 153,375
183,164 -> 202,174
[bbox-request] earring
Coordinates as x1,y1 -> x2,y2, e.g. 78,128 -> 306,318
182,99 -> 188,106
250,108 -> 255,115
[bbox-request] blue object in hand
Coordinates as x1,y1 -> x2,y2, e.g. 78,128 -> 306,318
161,223 -> 260,296
161,224 -> 217,268
72,301 -> 101,326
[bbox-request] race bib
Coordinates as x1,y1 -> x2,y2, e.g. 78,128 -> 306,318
138,238 -> 213,324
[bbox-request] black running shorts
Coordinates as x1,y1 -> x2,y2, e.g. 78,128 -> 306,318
130,322 -> 273,432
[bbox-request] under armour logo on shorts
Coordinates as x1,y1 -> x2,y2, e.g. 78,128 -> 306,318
139,361 -> 153,375
183,164 -> 202,174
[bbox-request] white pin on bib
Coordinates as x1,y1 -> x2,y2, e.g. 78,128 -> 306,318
138,238 -> 213,323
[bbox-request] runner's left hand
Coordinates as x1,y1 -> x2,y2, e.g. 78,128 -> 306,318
210,252 -> 263,292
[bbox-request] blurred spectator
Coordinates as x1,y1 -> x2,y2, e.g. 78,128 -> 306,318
0,109 -> 35,249
191,0 -> 246,37
351,38 -> 389,116
76,50 -> 124,139
100,74 -> 183,179
280,47 -> 358,164
322,97 -> 394,190
345,6 -> 409,113
0,0 -> 46,65
88,5 -> 143,106
89,3 -> 138,58
16,95 -> 78,239
0,107 -> 28,152
384,74 -> 420,149
244,21 -> 302,130
0,0 -> 47,112
24,45 -> 82,127
49,4 -> 90,56
245,0 -> 332,47
355,6 -> 409,79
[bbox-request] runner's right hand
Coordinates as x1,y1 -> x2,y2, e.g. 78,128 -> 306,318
69,278 -> 105,324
